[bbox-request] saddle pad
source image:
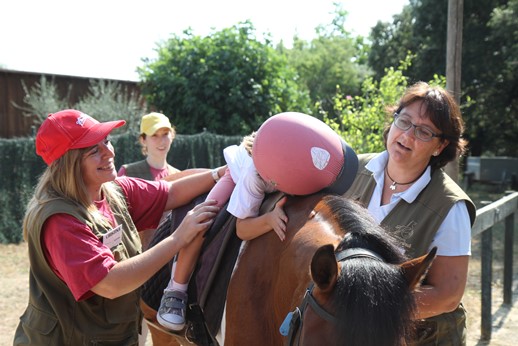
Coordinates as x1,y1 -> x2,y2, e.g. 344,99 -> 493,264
193,191 -> 286,336
140,195 -> 203,310
141,191 -> 286,342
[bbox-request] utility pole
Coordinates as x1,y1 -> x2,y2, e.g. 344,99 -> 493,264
445,0 -> 463,182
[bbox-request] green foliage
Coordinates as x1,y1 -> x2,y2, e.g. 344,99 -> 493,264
75,80 -> 145,133
0,131 -> 241,244
15,77 -> 146,132
323,56 -> 410,153
368,0 -> 518,156
369,6 -> 417,81
323,55 -> 446,155
466,0 -> 518,156
138,21 -> 311,135
283,3 -> 369,118
14,76 -> 71,123
0,137 -> 45,243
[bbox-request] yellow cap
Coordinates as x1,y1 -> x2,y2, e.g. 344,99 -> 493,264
140,113 -> 172,136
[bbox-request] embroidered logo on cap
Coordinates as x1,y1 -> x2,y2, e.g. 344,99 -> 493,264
76,114 -> 88,127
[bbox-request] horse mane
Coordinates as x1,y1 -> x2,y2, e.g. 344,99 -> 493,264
322,195 -> 417,346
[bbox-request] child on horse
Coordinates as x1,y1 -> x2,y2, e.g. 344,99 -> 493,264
157,112 -> 358,331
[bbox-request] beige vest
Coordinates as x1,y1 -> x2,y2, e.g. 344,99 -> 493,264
344,153 -> 476,257
344,154 -> 476,345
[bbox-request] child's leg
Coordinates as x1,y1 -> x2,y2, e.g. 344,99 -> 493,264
158,168 -> 236,330
167,168 -> 235,288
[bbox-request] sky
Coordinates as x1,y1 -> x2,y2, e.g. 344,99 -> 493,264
1,0 -> 408,81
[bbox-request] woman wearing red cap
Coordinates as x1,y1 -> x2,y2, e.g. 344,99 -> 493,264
13,109 -> 222,346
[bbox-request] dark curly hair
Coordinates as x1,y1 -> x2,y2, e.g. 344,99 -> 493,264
382,82 -> 467,169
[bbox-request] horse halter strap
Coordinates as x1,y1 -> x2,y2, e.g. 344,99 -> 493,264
282,247 -> 385,346
335,247 -> 385,262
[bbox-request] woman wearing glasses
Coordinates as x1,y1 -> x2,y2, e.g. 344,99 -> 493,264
344,81 -> 476,345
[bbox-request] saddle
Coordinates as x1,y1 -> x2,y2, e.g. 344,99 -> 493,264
141,191 -> 285,345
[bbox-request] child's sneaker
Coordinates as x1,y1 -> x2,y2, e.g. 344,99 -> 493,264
157,289 -> 187,331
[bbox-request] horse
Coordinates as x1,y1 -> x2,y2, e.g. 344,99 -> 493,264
141,192 -> 436,346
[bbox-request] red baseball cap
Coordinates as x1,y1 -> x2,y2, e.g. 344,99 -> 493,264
252,112 -> 358,196
36,109 -> 126,165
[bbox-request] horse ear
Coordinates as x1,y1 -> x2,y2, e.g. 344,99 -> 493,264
310,244 -> 339,293
400,246 -> 437,290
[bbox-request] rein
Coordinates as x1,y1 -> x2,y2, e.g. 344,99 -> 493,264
280,247 -> 384,346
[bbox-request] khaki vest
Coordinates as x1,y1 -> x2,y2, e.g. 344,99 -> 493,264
121,159 -> 179,180
344,153 -> 476,345
14,185 -> 143,346
344,153 -> 476,257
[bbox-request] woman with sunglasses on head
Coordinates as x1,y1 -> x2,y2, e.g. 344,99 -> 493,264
344,82 -> 476,345
13,109 -> 222,346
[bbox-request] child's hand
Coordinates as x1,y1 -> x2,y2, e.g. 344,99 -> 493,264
268,196 -> 288,241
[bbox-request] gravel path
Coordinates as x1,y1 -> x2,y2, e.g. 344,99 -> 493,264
2,242 -> 516,346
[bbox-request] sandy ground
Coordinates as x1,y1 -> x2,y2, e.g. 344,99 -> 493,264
2,242 -> 516,346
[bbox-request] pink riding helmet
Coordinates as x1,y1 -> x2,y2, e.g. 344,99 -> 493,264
252,112 -> 358,196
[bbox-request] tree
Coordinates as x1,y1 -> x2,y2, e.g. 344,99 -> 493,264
324,55 -> 446,155
369,6 -> 418,82
283,3 -> 369,119
15,76 -> 71,123
138,21 -> 311,135
467,0 -> 518,156
15,77 -> 143,133
75,80 -> 143,133
369,0 -> 450,83
323,56 -> 411,154
368,0 -> 517,156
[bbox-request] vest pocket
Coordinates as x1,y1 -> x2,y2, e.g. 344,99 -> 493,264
104,290 -> 140,323
16,304 -> 58,343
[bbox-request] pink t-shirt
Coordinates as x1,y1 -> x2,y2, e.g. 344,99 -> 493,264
117,164 -> 171,181
42,177 -> 169,301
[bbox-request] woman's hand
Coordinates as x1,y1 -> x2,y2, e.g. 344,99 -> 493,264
172,200 -> 219,248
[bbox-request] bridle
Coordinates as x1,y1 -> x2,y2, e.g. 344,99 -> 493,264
280,247 -> 384,346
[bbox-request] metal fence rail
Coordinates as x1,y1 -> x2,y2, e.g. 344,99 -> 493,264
471,191 -> 518,340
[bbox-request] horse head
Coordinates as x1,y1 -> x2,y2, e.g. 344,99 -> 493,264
287,195 -> 437,346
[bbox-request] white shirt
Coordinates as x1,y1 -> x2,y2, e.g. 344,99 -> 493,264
365,151 -> 471,256
224,144 -> 277,219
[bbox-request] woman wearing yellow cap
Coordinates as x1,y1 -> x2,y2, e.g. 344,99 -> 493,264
118,112 -> 181,251
118,112 -> 180,180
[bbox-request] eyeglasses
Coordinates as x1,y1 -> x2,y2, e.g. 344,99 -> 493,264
393,113 -> 443,142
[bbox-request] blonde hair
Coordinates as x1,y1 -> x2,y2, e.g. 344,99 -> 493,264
242,132 -> 256,156
23,147 -> 126,240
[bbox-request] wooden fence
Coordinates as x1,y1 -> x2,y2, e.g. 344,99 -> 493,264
471,191 -> 518,340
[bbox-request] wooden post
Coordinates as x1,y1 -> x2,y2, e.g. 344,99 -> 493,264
481,226 -> 493,341
503,214 -> 514,305
445,0 -> 464,182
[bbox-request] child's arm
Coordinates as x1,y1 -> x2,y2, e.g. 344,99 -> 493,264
236,197 -> 287,241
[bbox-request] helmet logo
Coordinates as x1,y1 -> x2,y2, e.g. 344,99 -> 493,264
311,147 -> 330,170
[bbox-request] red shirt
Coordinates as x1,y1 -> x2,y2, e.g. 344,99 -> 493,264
42,177 -> 169,301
